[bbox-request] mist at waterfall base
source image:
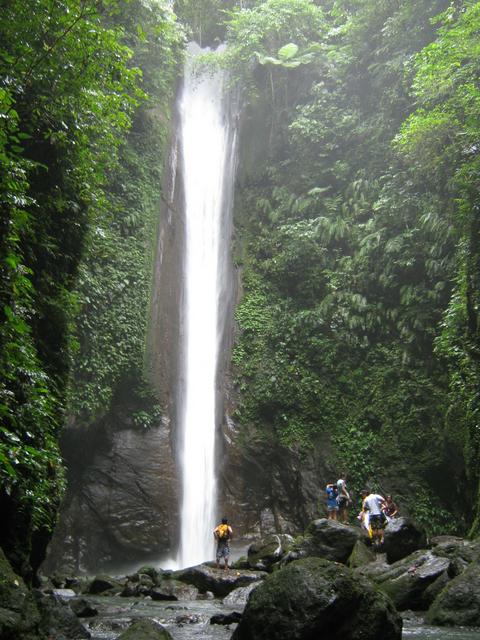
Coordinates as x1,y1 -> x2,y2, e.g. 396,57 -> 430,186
174,43 -> 237,570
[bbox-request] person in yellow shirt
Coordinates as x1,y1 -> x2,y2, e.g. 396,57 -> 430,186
213,518 -> 233,570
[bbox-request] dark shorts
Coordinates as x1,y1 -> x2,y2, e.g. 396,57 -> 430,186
370,514 -> 384,531
337,496 -> 348,509
216,541 -> 230,560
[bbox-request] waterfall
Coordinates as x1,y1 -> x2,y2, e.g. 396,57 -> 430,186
176,43 -> 237,569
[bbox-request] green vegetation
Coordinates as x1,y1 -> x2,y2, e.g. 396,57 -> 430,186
224,0 -> 480,534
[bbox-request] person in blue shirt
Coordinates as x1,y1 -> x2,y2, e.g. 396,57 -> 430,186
325,483 -> 338,520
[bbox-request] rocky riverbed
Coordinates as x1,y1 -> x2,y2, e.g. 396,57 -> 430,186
3,518 -> 480,639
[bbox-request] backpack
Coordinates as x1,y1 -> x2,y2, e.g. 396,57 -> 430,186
215,524 -> 230,540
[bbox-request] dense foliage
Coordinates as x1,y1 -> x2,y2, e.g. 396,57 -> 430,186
0,0 -> 182,577
223,0 -> 480,534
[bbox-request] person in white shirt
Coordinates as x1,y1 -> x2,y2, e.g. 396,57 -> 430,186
363,492 -> 387,548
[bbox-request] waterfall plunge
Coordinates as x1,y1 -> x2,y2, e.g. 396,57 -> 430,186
177,44 -> 237,569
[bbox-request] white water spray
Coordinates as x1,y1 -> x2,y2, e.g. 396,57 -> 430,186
177,44 -> 237,568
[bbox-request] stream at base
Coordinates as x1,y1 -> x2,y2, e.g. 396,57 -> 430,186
82,596 -> 479,640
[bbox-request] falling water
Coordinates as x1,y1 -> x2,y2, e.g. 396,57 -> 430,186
177,44 -> 237,568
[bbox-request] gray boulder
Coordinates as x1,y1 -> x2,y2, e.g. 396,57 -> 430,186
383,518 -> 427,564
247,534 -> 293,571
117,618 -> 173,639
231,557 -> 402,640
294,519 -> 361,564
357,550 -> 450,611
174,564 -> 266,597
426,560 -> 480,627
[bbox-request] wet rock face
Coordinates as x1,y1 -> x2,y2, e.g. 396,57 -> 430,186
383,518 -> 427,564
43,418 -> 179,574
232,557 -> 402,640
426,560 -> 480,627
218,424 -> 330,538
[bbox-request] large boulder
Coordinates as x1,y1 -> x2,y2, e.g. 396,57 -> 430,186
232,557 -> 402,640
117,618 -> 173,640
247,534 -> 293,571
383,518 -> 427,564
174,564 -> 265,598
293,519 -> 361,564
357,550 -> 450,611
426,560 -> 480,627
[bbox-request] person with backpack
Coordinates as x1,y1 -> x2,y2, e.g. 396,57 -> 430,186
325,483 -> 338,520
214,518 -> 233,570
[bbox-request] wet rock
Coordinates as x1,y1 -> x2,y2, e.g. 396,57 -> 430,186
357,550 -> 450,611
88,575 -> 124,595
210,611 -> 242,625
232,557 -> 402,640
383,518 -> 427,564
70,597 -> 98,618
222,582 -> 260,606
117,618 -> 173,639
293,519 -> 361,564
247,534 -> 293,571
174,564 -> 266,597
426,560 -> 480,627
